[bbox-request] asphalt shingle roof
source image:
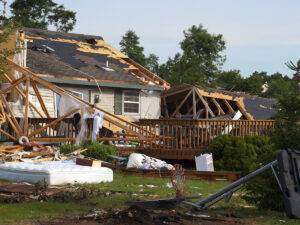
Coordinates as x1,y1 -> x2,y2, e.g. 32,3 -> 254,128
25,28 -> 142,84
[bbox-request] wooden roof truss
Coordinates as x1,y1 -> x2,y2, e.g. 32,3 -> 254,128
161,86 -> 253,120
0,58 -> 154,143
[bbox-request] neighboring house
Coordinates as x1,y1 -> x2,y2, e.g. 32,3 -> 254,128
9,28 -> 169,121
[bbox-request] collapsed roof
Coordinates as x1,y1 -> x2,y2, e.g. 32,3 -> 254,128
23,28 -> 170,89
162,84 -> 276,120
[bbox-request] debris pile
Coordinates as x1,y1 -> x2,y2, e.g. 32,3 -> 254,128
37,206 -> 247,225
0,144 -> 55,162
0,182 -> 114,203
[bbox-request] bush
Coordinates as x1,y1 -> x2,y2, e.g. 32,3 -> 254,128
243,84 -> 300,211
206,135 -> 257,172
82,142 -> 117,162
207,134 -> 282,210
59,143 -> 81,154
243,136 -> 282,211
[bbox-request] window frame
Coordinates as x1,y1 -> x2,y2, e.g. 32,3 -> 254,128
68,90 -> 84,99
122,90 -> 140,115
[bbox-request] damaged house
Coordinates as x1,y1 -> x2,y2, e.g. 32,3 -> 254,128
0,29 -> 276,160
10,28 -> 169,121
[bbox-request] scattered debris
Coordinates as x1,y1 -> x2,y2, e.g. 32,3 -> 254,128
36,206 -> 249,225
126,153 -> 174,170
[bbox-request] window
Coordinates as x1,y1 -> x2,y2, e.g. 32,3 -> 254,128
68,90 -> 83,99
123,90 -> 140,114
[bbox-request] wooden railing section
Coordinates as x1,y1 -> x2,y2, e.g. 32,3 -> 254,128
0,118 -> 275,160
137,119 -> 275,159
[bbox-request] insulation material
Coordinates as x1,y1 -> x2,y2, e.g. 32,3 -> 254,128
58,94 -> 84,117
92,111 -> 104,141
75,107 -> 104,145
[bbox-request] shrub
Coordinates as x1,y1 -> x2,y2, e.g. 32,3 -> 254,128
59,143 -> 81,154
207,134 -> 282,210
82,142 -> 117,162
243,84 -> 300,211
206,135 -> 257,172
243,136 -> 282,211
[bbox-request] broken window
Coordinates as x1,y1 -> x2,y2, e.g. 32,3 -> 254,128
123,90 -> 140,114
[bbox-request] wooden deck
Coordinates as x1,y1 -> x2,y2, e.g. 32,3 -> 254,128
0,118 -> 275,160
136,119 -> 275,159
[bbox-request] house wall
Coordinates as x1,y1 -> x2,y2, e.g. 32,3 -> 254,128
8,85 -> 56,118
138,90 -> 161,119
59,85 -> 161,120
9,83 -> 162,120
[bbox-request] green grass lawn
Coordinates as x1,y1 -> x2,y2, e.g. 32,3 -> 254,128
0,173 -> 298,225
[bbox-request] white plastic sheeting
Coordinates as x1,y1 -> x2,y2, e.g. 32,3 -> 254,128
91,111 -> 104,141
75,107 -> 104,145
57,94 -> 104,145
127,153 -> 174,170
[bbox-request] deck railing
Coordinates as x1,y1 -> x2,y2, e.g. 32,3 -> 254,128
0,118 -> 275,160
136,119 -> 275,159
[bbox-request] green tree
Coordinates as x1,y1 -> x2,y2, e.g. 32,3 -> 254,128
120,30 -> 147,66
262,73 -> 293,98
244,68 -> 300,211
213,70 -> 243,91
240,71 -> 268,95
0,19 -> 20,82
10,0 -> 76,32
286,59 -> 300,89
159,24 -> 226,85
145,53 -> 160,74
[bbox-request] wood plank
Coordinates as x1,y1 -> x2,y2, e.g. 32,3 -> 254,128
23,77 -> 29,136
0,75 -> 26,94
0,94 -> 22,136
30,79 -> 50,118
170,89 -> 193,117
236,99 -> 254,120
211,98 -> 225,115
192,88 -> 197,118
0,128 -> 17,141
224,99 -> 234,113
3,73 -> 44,118
195,89 -> 215,118
28,107 -> 80,138
161,86 -> 192,97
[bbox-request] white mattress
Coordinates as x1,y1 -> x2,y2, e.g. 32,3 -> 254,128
0,161 -> 113,185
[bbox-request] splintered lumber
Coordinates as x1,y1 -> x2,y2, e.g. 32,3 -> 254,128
76,158 -> 101,167
0,145 -> 25,154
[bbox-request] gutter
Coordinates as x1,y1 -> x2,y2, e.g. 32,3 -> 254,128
44,77 -> 164,91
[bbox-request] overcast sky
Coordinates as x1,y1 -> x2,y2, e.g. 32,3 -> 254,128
7,0 -> 300,77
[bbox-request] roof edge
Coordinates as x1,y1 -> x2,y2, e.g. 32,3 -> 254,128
44,77 -> 164,91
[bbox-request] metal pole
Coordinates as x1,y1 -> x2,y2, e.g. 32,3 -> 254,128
184,160 -> 278,209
